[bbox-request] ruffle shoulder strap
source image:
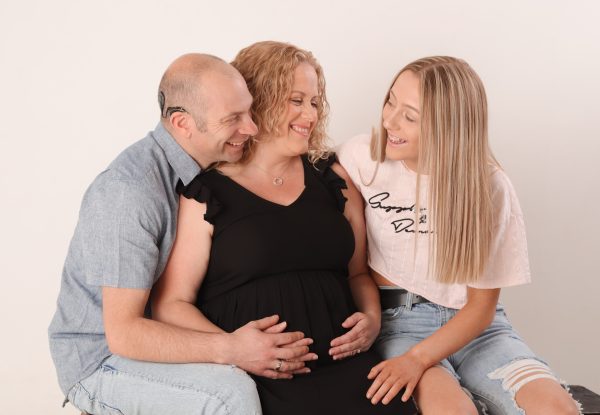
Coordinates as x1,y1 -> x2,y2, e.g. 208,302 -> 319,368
176,173 -> 223,224
310,153 -> 348,212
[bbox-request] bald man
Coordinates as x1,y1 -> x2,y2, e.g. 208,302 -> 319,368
49,54 -> 313,415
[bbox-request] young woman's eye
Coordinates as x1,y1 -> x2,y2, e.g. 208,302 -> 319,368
290,98 -> 302,105
311,101 -> 318,108
405,112 -> 416,123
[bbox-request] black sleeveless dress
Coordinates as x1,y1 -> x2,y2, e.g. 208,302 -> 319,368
178,155 -> 416,415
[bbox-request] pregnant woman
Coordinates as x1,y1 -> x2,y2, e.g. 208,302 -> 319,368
152,41 -> 417,415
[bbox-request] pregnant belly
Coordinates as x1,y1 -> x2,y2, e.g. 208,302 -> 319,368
200,270 -> 357,366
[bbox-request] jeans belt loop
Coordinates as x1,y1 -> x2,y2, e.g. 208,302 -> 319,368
405,291 -> 414,311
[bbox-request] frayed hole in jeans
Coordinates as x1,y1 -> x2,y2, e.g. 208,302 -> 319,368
488,359 -> 583,414
488,358 -> 557,394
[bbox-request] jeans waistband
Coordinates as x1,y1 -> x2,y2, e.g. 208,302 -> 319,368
379,288 -> 430,310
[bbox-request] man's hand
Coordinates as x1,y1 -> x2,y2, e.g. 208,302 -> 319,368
366,351 -> 427,405
228,315 -> 317,379
329,311 -> 380,360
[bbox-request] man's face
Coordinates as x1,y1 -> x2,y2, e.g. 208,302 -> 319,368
190,72 -> 257,167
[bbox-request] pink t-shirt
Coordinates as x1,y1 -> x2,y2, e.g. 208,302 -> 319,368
337,134 -> 531,309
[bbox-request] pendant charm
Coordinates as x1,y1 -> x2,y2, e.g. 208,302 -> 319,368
273,177 -> 284,186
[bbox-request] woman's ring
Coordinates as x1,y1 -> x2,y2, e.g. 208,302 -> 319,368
275,359 -> 283,371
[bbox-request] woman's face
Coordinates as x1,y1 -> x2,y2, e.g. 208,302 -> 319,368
382,70 -> 421,170
274,62 -> 319,155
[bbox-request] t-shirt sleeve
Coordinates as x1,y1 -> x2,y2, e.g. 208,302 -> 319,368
76,173 -> 161,289
470,169 -> 532,289
336,133 -> 371,191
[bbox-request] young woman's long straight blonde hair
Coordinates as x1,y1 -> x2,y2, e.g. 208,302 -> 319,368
370,56 -> 498,284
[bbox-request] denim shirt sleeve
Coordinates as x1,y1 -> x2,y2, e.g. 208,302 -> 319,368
77,173 -> 161,288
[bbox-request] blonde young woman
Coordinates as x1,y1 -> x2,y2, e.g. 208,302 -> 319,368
338,57 -> 580,415
151,41 -> 416,415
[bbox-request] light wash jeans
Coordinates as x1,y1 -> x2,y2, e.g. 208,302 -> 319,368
67,355 -> 261,415
376,302 -> 564,415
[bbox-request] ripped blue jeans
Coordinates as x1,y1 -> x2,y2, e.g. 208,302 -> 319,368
376,302 -> 562,415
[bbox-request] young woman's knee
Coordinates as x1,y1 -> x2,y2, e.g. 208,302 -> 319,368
416,394 -> 478,415
415,366 -> 478,415
486,359 -> 580,415
428,402 -> 478,415
515,390 -> 581,415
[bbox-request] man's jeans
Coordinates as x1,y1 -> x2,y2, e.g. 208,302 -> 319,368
67,355 -> 261,415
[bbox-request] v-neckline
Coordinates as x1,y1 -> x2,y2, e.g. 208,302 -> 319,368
219,157 -> 308,208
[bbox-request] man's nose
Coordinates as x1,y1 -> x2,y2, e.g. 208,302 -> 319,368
241,116 -> 258,136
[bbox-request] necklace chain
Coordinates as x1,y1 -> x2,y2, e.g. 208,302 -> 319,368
251,159 -> 295,186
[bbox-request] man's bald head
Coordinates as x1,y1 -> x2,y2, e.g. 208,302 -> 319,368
158,53 -> 241,131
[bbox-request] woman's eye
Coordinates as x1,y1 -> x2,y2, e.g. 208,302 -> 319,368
311,101 -> 318,108
290,99 -> 302,105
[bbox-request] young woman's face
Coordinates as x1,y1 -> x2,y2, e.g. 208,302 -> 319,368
274,62 -> 319,155
382,70 -> 421,170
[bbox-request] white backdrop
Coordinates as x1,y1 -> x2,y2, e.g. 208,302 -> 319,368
1,0 -> 599,413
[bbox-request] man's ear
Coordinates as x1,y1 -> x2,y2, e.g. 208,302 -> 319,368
169,112 -> 192,138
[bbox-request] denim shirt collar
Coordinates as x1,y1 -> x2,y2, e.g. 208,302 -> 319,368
152,122 -> 201,185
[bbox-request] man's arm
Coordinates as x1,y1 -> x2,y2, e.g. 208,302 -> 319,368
103,286 -> 312,379
86,178 -> 313,378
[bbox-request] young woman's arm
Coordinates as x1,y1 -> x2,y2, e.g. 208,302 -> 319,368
367,287 -> 500,404
329,162 -> 382,360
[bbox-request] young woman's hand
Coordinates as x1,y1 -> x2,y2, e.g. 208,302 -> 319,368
366,351 -> 427,405
329,311 -> 380,360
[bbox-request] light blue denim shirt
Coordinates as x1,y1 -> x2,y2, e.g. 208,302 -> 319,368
48,123 -> 200,396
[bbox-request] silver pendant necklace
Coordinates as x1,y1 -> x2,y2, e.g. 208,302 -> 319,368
252,159 -> 295,186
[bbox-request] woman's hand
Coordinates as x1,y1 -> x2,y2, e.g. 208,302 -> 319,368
366,351 -> 427,405
329,311 -> 380,360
